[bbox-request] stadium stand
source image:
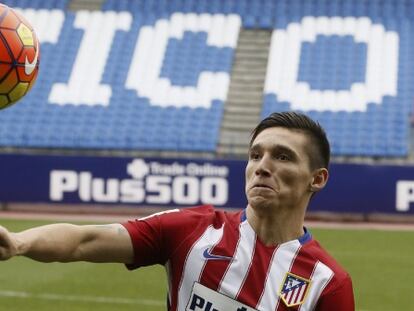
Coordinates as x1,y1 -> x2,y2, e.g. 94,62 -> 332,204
0,0 -> 413,158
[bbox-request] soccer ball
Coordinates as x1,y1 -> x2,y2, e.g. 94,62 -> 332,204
0,4 -> 39,110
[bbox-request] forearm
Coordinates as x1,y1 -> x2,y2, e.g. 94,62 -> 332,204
13,223 -> 86,263
2,223 -> 133,264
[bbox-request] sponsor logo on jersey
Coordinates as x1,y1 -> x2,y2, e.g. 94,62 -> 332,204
186,282 -> 258,311
279,272 -> 311,307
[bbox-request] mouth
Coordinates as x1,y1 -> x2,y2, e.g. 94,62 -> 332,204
252,184 -> 274,190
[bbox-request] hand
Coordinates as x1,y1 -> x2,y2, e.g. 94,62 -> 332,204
0,225 -> 17,260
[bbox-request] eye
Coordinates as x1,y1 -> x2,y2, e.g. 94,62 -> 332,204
249,151 -> 260,160
276,154 -> 290,161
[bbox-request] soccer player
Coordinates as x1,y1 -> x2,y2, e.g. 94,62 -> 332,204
0,112 -> 354,310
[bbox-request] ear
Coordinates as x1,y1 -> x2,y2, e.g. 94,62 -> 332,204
310,168 -> 329,192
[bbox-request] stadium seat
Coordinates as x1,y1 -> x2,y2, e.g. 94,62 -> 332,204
0,0 -> 412,157
262,2 -> 414,157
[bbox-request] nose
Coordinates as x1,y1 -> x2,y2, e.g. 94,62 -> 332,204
255,155 -> 272,177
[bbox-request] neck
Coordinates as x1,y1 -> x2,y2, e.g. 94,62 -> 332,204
246,204 -> 305,246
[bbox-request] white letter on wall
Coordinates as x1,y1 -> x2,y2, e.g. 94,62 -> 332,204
49,11 -> 132,106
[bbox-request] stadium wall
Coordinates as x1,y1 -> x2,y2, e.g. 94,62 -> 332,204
1,153 -> 414,218
0,1 -> 413,224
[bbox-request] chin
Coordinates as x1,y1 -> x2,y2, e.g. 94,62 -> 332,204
248,197 -> 274,211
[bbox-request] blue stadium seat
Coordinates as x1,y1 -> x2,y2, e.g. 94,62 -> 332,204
0,0 -> 412,157
261,0 -> 414,157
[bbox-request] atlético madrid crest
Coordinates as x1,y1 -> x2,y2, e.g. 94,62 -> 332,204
279,272 -> 311,307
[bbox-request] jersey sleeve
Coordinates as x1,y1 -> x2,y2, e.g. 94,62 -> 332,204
315,274 -> 355,311
121,205 -> 215,269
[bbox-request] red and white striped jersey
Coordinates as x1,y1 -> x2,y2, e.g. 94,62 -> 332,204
122,205 -> 354,311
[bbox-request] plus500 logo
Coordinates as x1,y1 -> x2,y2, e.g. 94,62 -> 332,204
49,171 -> 228,205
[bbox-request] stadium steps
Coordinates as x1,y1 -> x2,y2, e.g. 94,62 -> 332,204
68,0 -> 104,11
218,29 -> 271,156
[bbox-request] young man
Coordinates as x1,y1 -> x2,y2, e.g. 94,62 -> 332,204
0,112 -> 354,310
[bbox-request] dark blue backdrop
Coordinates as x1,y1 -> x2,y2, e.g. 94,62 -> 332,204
0,153 -> 413,214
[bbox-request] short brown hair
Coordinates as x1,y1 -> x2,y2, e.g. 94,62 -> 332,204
250,112 -> 330,169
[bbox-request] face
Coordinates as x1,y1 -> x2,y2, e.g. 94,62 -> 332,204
245,127 -> 319,212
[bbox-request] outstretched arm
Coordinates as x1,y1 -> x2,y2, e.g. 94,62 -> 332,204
0,223 -> 134,264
